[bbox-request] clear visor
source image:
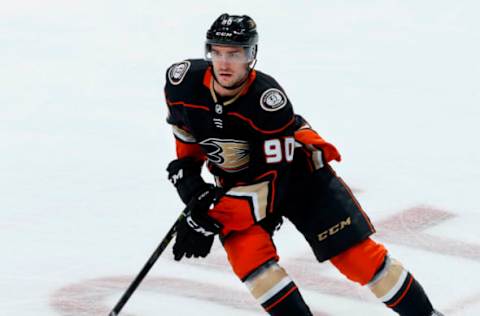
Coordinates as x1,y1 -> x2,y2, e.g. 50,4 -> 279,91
205,45 -> 256,64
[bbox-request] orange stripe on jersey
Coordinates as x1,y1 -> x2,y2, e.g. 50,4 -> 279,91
228,112 -> 295,135
203,66 -> 213,89
239,70 -> 257,96
175,139 -> 206,161
167,99 -> 210,111
294,128 -> 341,162
203,66 -> 257,95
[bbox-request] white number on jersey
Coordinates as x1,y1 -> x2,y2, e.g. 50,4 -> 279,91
264,137 -> 295,163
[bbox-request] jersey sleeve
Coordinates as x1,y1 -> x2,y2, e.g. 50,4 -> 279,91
260,104 -> 295,138
245,77 -> 297,173
164,60 -> 206,162
164,61 -> 190,127
293,114 -> 341,169
253,79 -> 296,138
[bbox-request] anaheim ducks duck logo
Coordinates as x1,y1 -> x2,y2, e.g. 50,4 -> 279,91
199,138 -> 250,172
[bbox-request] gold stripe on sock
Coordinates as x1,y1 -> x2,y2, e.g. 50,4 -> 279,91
246,263 -> 290,300
369,259 -> 406,300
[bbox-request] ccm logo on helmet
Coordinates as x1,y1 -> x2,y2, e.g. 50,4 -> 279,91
317,217 -> 352,241
215,31 -> 232,37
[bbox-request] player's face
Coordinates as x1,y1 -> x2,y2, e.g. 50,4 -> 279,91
210,45 -> 249,88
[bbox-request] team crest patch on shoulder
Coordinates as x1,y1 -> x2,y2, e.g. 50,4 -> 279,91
168,61 -> 191,85
260,88 -> 288,112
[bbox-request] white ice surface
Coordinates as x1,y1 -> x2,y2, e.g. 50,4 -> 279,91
1,1 -> 479,315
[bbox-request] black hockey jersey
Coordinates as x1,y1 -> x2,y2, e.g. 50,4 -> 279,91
166,59 -> 295,182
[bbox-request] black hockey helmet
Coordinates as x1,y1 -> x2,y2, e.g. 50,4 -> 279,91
206,13 -> 258,47
205,13 -> 258,63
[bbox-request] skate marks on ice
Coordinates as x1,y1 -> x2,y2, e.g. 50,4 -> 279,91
50,276 -> 260,316
50,273 -> 331,316
50,206 -> 480,315
376,206 -> 480,261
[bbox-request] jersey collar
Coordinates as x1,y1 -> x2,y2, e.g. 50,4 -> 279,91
203,66 -> 257,105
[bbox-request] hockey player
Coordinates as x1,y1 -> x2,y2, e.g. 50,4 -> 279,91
165,13 -> 443,316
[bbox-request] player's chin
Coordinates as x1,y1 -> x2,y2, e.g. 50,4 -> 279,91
217,74 -> 232,84
220,78 -> 244,88
219,79 -> 237,88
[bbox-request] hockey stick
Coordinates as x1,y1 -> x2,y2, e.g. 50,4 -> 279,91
108,211 -> 185,316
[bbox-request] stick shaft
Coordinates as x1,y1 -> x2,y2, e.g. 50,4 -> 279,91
108,213 -> 185,316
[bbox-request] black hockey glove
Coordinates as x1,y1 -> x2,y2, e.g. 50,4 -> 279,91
167,158 -> 209,204
259,213 -> 283,235
173,185 -> 223,261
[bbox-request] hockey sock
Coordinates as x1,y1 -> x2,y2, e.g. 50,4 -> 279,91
244,260 -> 313,316
368,256 -> 434,316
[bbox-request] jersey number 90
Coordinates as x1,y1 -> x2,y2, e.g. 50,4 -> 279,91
264,137 -> 295,163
